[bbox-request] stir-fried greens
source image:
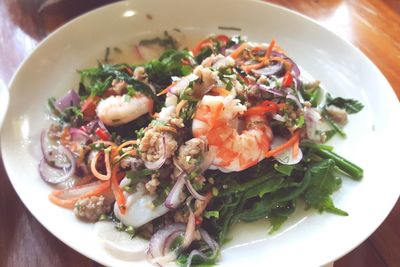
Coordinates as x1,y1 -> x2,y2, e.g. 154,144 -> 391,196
40,34 -> 363,266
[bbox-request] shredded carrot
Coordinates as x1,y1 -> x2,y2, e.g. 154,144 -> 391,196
90,150 -> 112,180
292,135 -> 300,157
111,166 -> 126,214
229,43 -> 248,59
210,87 -> 231,96
241,60 -> 268,73
265,130 -> 301,158
265,39 -> 276,58
49,181 -> 110,209
157,82 -> 176,96
176,100 -> 188,115
74,175 -> 94,186
117,140 -> 137,152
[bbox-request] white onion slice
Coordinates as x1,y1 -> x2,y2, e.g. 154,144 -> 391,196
38,145 -> 76,184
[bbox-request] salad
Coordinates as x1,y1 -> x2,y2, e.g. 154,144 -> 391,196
40,34 -> 364,266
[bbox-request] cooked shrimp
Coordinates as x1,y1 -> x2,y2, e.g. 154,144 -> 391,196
96,94 -> 153,126
192,95 -> 272,172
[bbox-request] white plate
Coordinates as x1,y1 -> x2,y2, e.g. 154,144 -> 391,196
2,0 -> 400,266
0,86 -> 9,130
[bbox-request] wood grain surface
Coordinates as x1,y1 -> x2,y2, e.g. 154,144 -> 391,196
0,0 -> 399,266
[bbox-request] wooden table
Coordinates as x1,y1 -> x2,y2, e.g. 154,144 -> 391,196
0,0 -> 399,266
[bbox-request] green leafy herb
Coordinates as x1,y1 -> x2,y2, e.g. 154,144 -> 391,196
145,49 -> 194,89
78,63 -> 155,100
139,31 -> 179,49
104,47 -> 110,63
302,159 -> 347,215
218,26 -> 242,31
326,93 -> 364,114
273,163 -> 294,176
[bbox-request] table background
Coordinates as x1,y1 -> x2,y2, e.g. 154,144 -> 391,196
0,0 -> 399,266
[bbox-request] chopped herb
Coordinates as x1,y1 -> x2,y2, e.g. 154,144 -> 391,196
113,47 -> 122,53
139,31 -> 179,49
204,211 -> 220,219
326,93 -> 364,114
104,47 -> 110,63
218,26 -> 242,31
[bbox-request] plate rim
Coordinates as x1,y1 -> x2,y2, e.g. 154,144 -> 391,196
2,0 -> 400,266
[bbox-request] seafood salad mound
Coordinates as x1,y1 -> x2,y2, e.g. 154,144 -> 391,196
40,35 -> 364,266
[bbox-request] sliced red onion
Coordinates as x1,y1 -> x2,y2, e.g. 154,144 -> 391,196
271,51 -> 301,77
82,120 -> 99,133
185,178 -> 207,201
161,231 -> 183,256
147,223 -> 186,261
41,130 -> 71,169
199,228 -> 219,253
39,145 -> 76,184
304,107 -> 332,143
70,127 -> 90,143
271,136 -> 303,165
294,78 -> 305,103
257,84 -> 285,97
144,135 -> 167,170
182,211 -> 196,249
75,164 -> 89,178
173,157 -> 184,173
186,229 -> 219,267
40,130 -> 56,164
286,94 -> 302,109
164,173 -> 186,209
289,59 -> 301,77
38,0 -> 62,12
252,61 -> 284,77
82,119 -> 108,135
55,89 -> 80,112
